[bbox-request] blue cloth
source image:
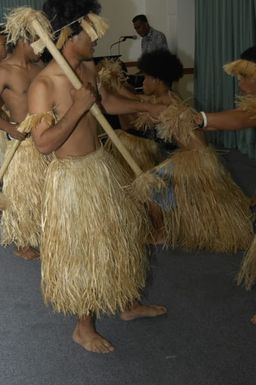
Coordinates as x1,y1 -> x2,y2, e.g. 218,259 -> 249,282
151,159 -> 176,210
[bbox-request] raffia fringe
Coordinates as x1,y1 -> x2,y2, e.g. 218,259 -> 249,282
156,147 -> 253,252
157,103 -> 198,147
31,38 -> 46,55
87,13 -> 109,38
80,14 -> 109,42
97,59 -> 128,94
56,26 -> 73,50
0,131 -> 7,166
4,7 -> 52,45
132,171 -> 166,204
1,138 -> 50,248
20,111 -> 56,134
237,236 -> 256,289
41,147 -> 150,317
133,113 -> 158,131
132,95 -> 159,131
0,193 -> 9,211
104,129 -> 162,174
133,92 -> 183,132
0,108 -> 9,166
235,95 -> 256,119
224,59 -> 256,78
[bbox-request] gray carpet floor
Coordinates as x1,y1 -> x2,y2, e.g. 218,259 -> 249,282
0,149 -> 256,385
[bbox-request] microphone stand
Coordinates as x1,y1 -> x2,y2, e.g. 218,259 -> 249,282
110,37 -> 126,55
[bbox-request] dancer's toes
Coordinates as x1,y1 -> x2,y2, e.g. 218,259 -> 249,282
73,326 -> 114,353
120,303 -> 167,321
89,336 -> 114,353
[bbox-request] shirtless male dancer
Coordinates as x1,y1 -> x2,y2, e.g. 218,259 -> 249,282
0,8 -> 47,259
195,46 -> 256,324
28,0 -> 167,353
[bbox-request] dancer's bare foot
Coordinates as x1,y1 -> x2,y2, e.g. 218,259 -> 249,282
250,314 -> 256,325
72,316 -> 114,353
15,246 -> 40,260
120,302 -> 167,321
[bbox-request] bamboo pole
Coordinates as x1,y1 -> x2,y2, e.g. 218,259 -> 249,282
0,134 -> 25,180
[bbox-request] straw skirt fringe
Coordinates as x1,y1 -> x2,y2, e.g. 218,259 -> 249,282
0,109 -> 9,166
105,129 -> 162,175
41,147 -> 149,318
1,138 -> 49,248
237,236 -> 256,289
154,147 -> 253,252
0,131 -> 7,166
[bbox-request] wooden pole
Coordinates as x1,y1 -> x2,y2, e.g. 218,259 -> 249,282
0,124 -> 28,180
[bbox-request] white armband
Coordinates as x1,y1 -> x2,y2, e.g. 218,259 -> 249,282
200,111 -> 208,128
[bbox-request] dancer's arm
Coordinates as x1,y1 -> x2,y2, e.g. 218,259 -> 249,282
196,109 -> 256,131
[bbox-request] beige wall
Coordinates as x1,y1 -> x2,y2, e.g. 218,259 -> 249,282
95,0 -> 145,61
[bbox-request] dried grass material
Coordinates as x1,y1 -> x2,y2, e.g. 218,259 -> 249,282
56,26 -> 73,50
132,92 -> 182,132
41,147 -> 149,317
157,103 -> 198,146
0,193 -> 9,210
97,59 -> 128,94
237,236 -> 256,289
1,138 -> 49,248
224,59 -> 256,78
133,113 -> 158,131
31,38 -> 45,55
0,108 -> 9,166
4,7 -> 52,45
80,14 -> 108,42
104,129 -> 162,175
133,171 -> 166,204
235,95 -> 256,118
161,147 -> 253,252
24,111 -> 57,133
80,18 -> 98,42
0,131 -> 7,167
87,13 -> 109,38
133,95 -> 158,131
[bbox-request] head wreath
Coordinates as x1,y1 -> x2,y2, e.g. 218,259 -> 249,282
224,59 -> 256,79
4,7 -> 52,46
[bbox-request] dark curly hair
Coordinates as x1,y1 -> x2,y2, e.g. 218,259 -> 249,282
41,0 -> 101,62
137,49 -> 183,88
240,46 -> 256,63
43,0 -> 101,34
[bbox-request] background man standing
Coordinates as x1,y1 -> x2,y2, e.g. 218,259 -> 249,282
132,14 -> 168,53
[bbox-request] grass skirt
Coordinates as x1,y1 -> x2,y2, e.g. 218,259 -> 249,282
237,236 -> 256,289
0,131 -> 7,166
104,129 -> 162,176
41,147 -> 149,318
0,108 -> 9,166
152,146 -> 253,252
1,138 -> 49,248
